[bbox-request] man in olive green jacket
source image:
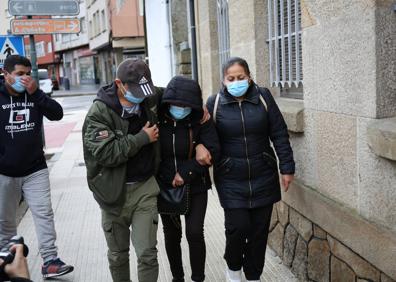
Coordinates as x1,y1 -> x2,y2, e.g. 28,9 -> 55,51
82,59 -> 162,282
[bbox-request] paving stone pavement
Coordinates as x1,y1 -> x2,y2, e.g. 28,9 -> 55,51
17,110 -> 297,282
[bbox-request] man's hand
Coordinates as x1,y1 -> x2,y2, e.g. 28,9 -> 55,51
281,174 -> 294,192
200,106 -> 211,124
172,173 -> 184,188
20,76 -> 38,95
195,144 -> 212,166
142,122 -> 159,143
0,244 -> 30,279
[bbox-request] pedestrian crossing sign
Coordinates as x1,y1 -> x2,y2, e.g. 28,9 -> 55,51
0,36 -> 25,68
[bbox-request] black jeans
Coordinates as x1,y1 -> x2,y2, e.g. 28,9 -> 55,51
224,204 -> 273,280
161,191 -> 208,282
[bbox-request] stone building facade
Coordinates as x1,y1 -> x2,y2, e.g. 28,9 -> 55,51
191,0 -> 396,281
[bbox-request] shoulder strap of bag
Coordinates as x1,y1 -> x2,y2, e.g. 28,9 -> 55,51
188,128 -> 193,160
213,93 -> 221,124
255,85 -> 268,112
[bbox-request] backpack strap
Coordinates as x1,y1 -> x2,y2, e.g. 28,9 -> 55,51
255,85 -> 268,112
213,93 -> 221,124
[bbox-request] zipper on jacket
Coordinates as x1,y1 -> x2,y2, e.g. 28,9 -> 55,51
238,101 -> 253,208
173,121 -> 177,173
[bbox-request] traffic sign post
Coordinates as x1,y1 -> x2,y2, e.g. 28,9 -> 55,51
11,19 -> 81,35
8,0 -> 79,16
8,0 -> 81,149
0,35 -> 25,68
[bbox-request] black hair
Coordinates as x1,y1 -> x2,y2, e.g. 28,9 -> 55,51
222,57 -> 251,78
3,55 -> 32,73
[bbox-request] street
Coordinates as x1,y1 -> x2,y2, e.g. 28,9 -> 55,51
16,94 -> 297,282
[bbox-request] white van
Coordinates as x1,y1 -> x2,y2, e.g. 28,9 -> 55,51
38,69 -> 53,96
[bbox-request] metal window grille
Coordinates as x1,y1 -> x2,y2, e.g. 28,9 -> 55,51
267,0 -> 303,90
217,0 -> 230,78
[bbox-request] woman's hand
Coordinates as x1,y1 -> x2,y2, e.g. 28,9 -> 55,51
172,173 -> 185,188
195,144 -> 212,166
200,106 -> 211,124
281,174 -> 294,192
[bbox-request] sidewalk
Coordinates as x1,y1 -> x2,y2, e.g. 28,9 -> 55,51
17,109 -> 297,282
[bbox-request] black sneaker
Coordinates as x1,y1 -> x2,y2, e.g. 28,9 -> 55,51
41,258 -> 74,279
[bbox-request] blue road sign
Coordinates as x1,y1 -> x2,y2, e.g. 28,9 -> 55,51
0,36 -> 25,68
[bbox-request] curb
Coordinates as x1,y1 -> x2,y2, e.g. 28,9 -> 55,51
52,92 -> 97,98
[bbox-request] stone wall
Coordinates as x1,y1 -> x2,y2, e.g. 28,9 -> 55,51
170,0 -> 192,77
195,0 -> 221,99
268,198 -> 396,282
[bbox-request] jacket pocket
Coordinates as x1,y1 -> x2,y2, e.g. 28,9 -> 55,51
216,157 -> 231,170
90,168 -> 125,205
263,152 -> 278,171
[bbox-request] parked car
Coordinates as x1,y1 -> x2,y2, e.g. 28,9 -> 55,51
38,69 -> 53,96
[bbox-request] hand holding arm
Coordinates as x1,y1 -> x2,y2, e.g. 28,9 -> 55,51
195,144 -> 212,166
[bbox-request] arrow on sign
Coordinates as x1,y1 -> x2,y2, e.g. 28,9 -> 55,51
12,2 -> 23,14
68,21 -> 78,31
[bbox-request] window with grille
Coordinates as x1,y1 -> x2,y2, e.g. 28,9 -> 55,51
217,0 -> 230,78
267,0 -> 303,98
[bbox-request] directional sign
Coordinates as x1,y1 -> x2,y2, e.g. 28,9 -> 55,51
0,36 -> 25,68
8,0 -> 79,16
11,19 -> 80,35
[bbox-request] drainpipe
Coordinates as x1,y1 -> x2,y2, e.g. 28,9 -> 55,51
188,0 -> 198,81
140,0 -> 149,63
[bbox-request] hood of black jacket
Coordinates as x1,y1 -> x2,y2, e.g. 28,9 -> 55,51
95,82 -> 125,117
161,76 -> 203,122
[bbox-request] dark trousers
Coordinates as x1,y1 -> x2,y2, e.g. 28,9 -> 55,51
224,204 -> 273,280
161,191 -> 208,282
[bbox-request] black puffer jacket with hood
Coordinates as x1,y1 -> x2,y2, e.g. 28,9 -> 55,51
157,76 -> 220,194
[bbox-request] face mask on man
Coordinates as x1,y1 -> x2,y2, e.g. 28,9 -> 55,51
226,79 -> 249,97
8,75 -> 26,93
169,105 -> 192,120
120,83 -> 145,104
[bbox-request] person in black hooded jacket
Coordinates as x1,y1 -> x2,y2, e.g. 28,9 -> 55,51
157,76 -> 220,282
206,57 -> 295,282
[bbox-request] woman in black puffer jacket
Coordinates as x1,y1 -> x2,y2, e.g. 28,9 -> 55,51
157,76 -> 220,282
206,57 -> 295,282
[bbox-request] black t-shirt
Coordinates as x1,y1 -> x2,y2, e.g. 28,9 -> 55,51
126,108 -> 155,183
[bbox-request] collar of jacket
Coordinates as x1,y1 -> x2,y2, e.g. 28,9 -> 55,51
220,84 -> 260,105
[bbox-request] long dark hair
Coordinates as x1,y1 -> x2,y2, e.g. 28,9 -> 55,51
222,57 -> 251,79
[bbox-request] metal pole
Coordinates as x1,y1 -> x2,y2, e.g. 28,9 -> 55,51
142,0 -> 149,64
28,16 -> 46,147
188,0 -> 198,81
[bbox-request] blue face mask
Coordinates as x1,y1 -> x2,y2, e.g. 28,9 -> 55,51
10,76 -> 26,93
169,105 -> 192,120
125,90 -> 145,104
120,83 -> 145,104
226,79 -> 249,97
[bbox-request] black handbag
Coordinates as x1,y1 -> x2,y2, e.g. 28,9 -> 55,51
157,128 -> 193,215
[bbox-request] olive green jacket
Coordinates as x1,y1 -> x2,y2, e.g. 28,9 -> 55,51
82,84 -> 162,215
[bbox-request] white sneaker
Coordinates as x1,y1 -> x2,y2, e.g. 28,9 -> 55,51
226,268 -> 242,282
